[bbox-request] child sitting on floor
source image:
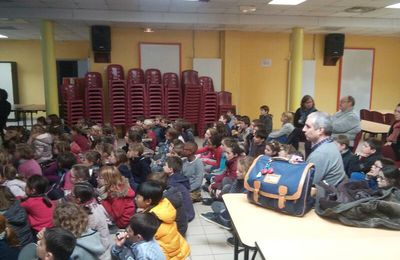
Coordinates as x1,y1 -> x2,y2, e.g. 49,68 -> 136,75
21,175 -> 55,235
111,212 -> 165,260
334,134 -> 358,177
128,143 -> 151,190
147,172 -> 188,236
163,156 -> 195,222
72,182 -> 111,258
201,156 -> 254,233
0,164 -> 26,197
97,166 -> 135,229
182,141 -> 205,202
264,140 -> 281,157
15,144 -> 42,179
135,181 -> 190,259
350,138 -> 382,175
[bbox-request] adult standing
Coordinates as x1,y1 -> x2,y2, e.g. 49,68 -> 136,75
331,96 -> 361,147
294,95 -> 317,129
383,103 -> 400,160
0,89 -> 11,143
303,112 -> 346,199
293,95 -> 317,157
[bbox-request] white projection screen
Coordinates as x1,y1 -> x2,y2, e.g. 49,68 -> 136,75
139,43 -> 181,75
339,49 -> 374,112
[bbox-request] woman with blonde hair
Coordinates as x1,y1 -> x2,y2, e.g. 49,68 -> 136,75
53,202 -> 105,260
97,166 -> 135,228
268,112 -> 295,143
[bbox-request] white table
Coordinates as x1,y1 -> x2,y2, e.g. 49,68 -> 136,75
223,193 -> 400,260
360,120 -> 390,134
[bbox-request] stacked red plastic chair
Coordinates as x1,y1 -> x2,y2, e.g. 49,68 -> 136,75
109,79 -> 127,126
183,84 -> 202,126
107,65 -> 126,126
218,91 -> 235,115
84,72 -> 104,124
182,70 -> 199,90
182,70 -> 201,126
198,77 -> 217,137
145,69 -> 163,118
126,68 -> 147,125
61,84 -> 84,126
107,64 -> 125,81
163,73 -> 182,120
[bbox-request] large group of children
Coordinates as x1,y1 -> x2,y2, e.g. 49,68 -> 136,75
0,100 -> 400,260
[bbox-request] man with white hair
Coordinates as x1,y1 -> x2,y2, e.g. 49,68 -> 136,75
331,96 -> 361,147
303,111 -> 346,187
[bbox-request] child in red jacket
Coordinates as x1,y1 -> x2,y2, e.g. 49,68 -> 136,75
208,141 -> 242,198
20,175 -> 55,234
97,166 -> 135,229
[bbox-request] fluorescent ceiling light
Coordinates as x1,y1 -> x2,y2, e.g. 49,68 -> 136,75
240,6 -> 257,13
385,3 -> 400,8
0,34 -> 8,38
268,0 -> 307,5
144,28 -> 154,33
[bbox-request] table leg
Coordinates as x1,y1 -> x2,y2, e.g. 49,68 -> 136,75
234,234 -> 239,260
30,112 -> 34,128
244,247 -> 249,260
22,112 -> 27,128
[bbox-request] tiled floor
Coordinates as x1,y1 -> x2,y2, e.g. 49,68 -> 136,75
186,195 -> 263,260
187,201 -> 234,260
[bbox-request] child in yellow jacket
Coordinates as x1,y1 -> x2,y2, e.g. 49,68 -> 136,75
135,181 -> 190,260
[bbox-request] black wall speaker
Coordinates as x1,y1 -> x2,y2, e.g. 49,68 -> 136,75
91,25 -> 111,52
324,33 -> 345,66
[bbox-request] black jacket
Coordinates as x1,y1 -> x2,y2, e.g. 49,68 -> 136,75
316,183 -> 400,230
130,156 -> 151,185
341,149 -> 358,177
1,201 -> 34,246
168,172 -> 195,222
0,99 -> 11,128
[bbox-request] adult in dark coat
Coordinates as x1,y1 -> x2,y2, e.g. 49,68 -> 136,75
293,95 -> 317,158
0,89 -> 11,143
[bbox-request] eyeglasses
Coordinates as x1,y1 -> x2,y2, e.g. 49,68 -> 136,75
372,164 -> 383,170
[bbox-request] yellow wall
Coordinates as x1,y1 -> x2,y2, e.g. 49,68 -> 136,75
0,40 -> 90,105
1,28 -> 400,126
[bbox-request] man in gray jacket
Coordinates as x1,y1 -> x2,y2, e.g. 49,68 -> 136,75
331,96 -> 361,147
303,112 -> 346,199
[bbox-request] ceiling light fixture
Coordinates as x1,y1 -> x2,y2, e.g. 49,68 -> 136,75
385,3 -> 400,8
268,0 -> 307,5
345,6 -> 376,13
240,6 -> 257,13
0,34 -> 8,38
144,28 -> 154,33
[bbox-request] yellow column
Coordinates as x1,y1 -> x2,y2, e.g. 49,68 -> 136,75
40,20 -> 59,115
289,27 -> 303,112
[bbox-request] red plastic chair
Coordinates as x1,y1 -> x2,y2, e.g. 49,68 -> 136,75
371,111 -> 384,123
182,70 -> 199,86
163,73 -> 180,89
384,113 -> 395,125
127,68 -> 145,84
107,64 -> 125,81
199,76 -> 214,94
145,69 -> 162,85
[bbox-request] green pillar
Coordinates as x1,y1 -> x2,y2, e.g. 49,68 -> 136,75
289,27 -> 303,112
40,20 -> 59,115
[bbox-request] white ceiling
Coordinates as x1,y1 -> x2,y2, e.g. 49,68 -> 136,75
1,0 -> 400,40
